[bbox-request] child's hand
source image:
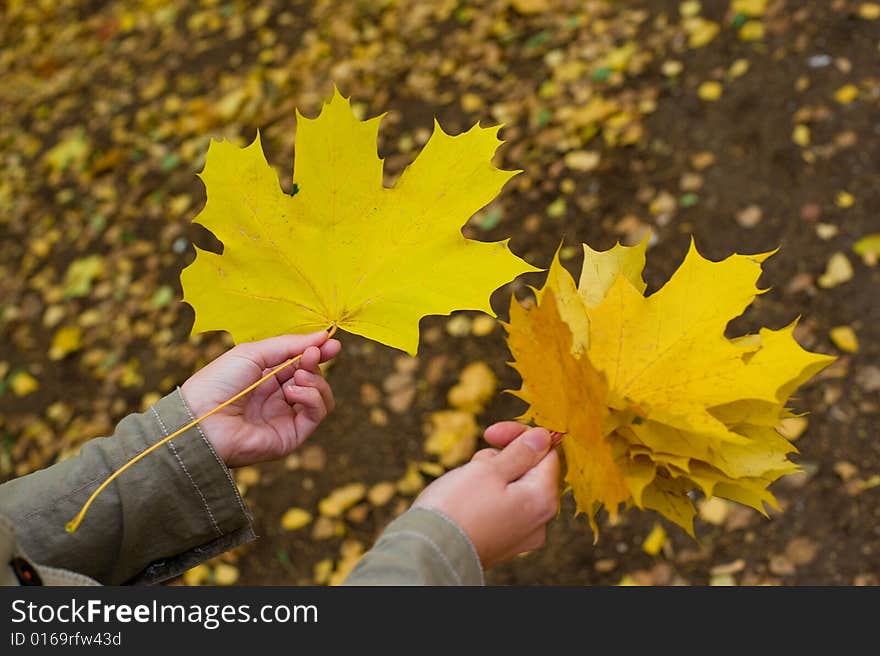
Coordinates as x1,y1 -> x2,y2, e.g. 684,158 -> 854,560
413,422 -> 560,569
181,332 -> 341,468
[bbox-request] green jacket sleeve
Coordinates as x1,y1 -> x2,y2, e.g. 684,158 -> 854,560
343,507 -> 484,586
0,388 -> 255,585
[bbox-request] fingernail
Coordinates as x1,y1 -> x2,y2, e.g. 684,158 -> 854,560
523,428 -> 550,452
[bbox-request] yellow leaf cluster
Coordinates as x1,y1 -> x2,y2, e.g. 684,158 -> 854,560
505,237 -> 834,536
181,88 -> 537,355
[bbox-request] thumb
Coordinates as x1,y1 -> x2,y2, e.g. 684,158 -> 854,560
492,427 -> 551,482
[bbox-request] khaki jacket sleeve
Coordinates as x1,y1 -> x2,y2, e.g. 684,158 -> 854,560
0,388 -> 255,585
343,508 -> 484,586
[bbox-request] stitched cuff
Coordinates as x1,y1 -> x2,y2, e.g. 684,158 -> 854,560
127,388 -> 256,584
345,507 -> 484,586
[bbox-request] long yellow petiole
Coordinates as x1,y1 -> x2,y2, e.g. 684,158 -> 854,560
66,326 -> 337,533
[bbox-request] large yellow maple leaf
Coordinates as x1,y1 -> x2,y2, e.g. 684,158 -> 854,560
506,238 -> 834,536
181,88 -> 537,354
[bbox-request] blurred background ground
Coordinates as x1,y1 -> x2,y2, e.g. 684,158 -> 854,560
1,0 -> 878,585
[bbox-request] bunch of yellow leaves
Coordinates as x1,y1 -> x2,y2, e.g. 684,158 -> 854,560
505,238 -> 834,537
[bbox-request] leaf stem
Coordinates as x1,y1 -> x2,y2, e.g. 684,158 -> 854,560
66,325 -> 338,533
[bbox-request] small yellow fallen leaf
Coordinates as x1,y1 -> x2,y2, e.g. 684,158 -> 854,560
778,416 -> 809,442
679,1 -> 701,18
214,563 -> 239,585
642,523 -> 667,556
447,361 -> 497,412
816,223 -> 839,240
396,462 -> 425,496
732,0 -> 768,15
728,58 -> 750,78
835,191 -> 855,208
318,483 -> 366,518
738,21 -> 765,41
698,497 -> 731,526
424,410 -> 479,467
446,314 -> 472,337
662,60 -> 684,76
710,574 -> 736,586
280,507 -> 313,531
858,3 -> 880,20
686,18 -> 720,48
834,461 -> 859,481
311,516 -> 344,540
460,93 -> 484,113
419,461 -> 446,477
49,326 -> 83,361
63,255 -> 103,298
510,0 -> 550,14
182,564 -> 211,586
829,326 -> 859,353
328,540 -> 365,586
471,314 -> 497,336
10,371 -> 39,397
45,128 -> 91,173
853,233 -> 880,266
119,358 -> 143,388
313,558 -> 334,585
792,124 -> 810,147
236,466 -> 260,487
367,481 -> 396,507
817,252 -> 854,288
564,150 -> 601,172
834,84 -> 860,104
698,81 -> 723,101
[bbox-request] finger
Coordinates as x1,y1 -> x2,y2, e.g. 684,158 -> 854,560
491,427 -> 551,482
483,421 -> 529,448
319,339 -> 341,363
512,450 -> 561,522
234,331 -> 330,370
298,345 -> 323,373
293,368 -> 335,412
285,385 -> 327,434
274,339 -> 342,387
272,345 -> 320,387
471,447 -> 500,462
516,447 -> 561,493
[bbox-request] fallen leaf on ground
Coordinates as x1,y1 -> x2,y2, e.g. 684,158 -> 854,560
48,326 -> 83,361
214,563 -> 240,585
280,508 -> 313,531
318,483 -> 366,518
447,361 -> 497,412
642,523 -> 667,555
367,482 -> 396,507
424,410 -> 479,467
829,326 -> 859,353
853,233 -> 880,266
817,252 -> 853,288
9,371 -> 39,397
698,497 -> 731,526
396,462 -> 425,496
777,416 -> 808,441
328,540 -> 364,586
